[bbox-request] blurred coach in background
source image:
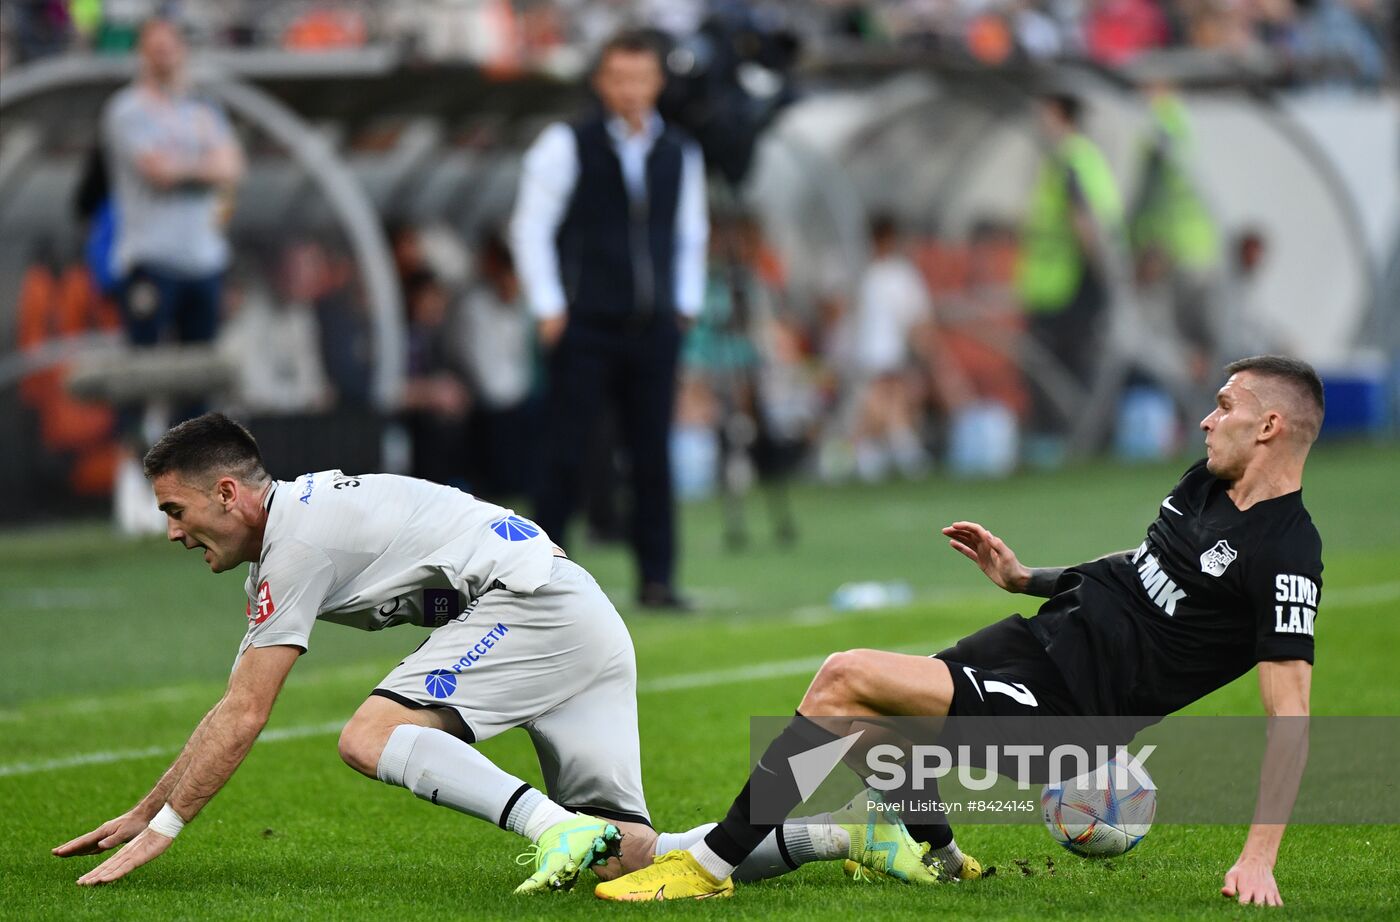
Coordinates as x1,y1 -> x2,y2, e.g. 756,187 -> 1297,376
102,17 -> 244,532
104,18 -> 244,405
510,31 -> 708,610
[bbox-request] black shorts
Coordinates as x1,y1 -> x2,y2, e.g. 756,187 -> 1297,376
935,614 -> 1081,718
932,615 -> 1146,783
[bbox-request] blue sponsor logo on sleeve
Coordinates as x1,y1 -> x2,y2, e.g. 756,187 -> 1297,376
489,515 -> 539,542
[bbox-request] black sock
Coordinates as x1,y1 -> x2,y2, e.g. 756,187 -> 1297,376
703,712 -> 840,866
884,769 -> 954,849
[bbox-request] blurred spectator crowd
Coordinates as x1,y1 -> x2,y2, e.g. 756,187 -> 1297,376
5,3 -> 1392,520
1,0 -> 1396,87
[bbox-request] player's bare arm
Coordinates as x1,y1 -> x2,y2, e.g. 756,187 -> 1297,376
943,520 -> 1066,595
1222,658 -> 1311,908
944,521 -> 1140,598
942,521 -> 1036,592
65,644 -> 299,885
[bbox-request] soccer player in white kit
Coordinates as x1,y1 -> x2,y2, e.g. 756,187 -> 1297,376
52,413 -> 643,891
54,413 -> 933,891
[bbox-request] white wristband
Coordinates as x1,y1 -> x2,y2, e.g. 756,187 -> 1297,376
148,803 -> 186,839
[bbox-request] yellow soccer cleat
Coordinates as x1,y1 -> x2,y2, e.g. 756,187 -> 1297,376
841,809 -> 942,885
594,849 -> 735,901
951,853 -> 985,882
843,847 -> 987,883
514,815 -> 622,894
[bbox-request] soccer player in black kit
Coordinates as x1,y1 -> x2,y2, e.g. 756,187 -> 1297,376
600,355 -> 1323,907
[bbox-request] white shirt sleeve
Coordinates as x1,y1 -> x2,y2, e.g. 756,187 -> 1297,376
673,140 -> 709,319
240,539 -> 337,654
104,93 -> 161,166
900,262 -> 932,327
508,123 -> 580,320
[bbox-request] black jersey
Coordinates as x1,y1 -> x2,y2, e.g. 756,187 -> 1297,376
1026,459 -> 1322,716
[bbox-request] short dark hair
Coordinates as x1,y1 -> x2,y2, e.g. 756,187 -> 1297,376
1224,354 -> 1325,440
1041,93 -> 1083,127
597,30 -> 661,67
869,212 -> 899,243
143,412 -> 269,484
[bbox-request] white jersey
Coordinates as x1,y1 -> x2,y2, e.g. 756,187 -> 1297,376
239,471 -> 556,657
851,256 -> 931,376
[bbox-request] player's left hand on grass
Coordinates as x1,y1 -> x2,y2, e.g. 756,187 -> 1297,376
1221,856 -> 1283,906
52,809 -> 151,858
74,827 -> 175,886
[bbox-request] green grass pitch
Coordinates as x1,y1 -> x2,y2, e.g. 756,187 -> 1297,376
4,444 -> 1399,920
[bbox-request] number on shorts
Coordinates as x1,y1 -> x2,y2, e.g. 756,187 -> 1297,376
962,666 -> 1039,707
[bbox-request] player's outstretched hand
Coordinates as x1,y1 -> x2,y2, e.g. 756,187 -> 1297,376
942,521 -> 1030,594
52,810 -> 150,858
1221,857 -> 1283,907
73,826 -> 175,886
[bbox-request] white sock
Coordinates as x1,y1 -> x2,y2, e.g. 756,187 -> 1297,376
854,439 -> 890,482
375,724 -> 568,837
931,841 -> 965,876
729,820 -> 850,882
687,840 -> 737,882
669,817 -> 853,884
520,795 -> 576,842
655,824 -> 715,856
888,427 -> 929,477
782,814 -> 851,864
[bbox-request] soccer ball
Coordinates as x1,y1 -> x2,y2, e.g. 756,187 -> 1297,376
1041,757 -> 1156,857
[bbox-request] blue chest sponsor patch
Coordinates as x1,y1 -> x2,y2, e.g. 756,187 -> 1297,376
490,515 -> 539,542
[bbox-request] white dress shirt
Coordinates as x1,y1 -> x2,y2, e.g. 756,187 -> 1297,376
509,112 -> 709,321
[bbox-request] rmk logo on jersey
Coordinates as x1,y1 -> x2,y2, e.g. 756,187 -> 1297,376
1132,542 -> 1188,616
249,580 -> 275,625
1199,540 -> 1239,577
489,515 -> 539,542
1273,574 -> 1318,636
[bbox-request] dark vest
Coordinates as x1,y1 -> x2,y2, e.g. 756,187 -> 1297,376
556,115 -> 686,323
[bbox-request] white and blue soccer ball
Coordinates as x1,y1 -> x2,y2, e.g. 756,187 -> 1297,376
1041,757 -> 1156,858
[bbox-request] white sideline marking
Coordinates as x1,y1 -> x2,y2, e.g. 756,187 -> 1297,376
639,655 -> 831,694
1325,581 -> 1400,607
0,645 -> 942,779
0,721 -> 345,779
0,588 -> 125,610
6,579 -> 1399,778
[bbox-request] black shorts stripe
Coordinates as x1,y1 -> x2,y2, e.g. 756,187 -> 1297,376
368,688 -> 476,742
559,804 -> 653,829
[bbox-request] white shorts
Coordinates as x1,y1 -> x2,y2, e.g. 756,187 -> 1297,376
372,557 -> 649,826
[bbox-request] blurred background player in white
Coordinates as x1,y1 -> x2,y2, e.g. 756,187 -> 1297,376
846,214 -> 936,481
103,17 -> 244,534
456,232 -> 539,500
